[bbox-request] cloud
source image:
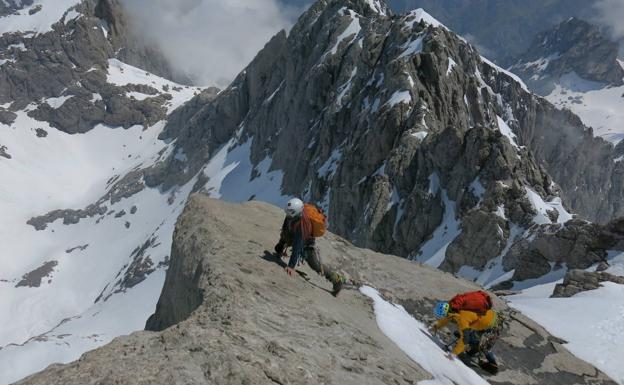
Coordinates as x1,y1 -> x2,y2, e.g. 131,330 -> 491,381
594,0 -> 624,41
121,0 -> 305,88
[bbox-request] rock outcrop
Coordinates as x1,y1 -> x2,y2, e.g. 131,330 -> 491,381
552,269 -> 624,298
509,18 -> 624,95
15,196 -> 619,385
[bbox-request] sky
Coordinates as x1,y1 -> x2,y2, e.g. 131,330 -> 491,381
121,0 -> 306,88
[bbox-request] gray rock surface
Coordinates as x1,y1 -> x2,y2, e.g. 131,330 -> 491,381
0,144 -> 11,159
15,261 -> 58,288
509,18 -> 624,95
552,269 -> 624,297
16,196 -> 618,385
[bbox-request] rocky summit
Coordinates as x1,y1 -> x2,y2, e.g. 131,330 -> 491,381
15,196 -> 619,385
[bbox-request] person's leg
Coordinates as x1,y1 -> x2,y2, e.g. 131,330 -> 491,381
304,246 -> 345,296
463,330 -> 481,356
484,351 -> 497,365
304,247 -> 333,279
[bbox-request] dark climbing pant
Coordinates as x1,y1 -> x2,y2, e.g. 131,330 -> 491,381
301,246 -> 341,284
464,329 -> 497,364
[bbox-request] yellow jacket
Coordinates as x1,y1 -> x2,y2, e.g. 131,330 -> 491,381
434,309 -> 497,355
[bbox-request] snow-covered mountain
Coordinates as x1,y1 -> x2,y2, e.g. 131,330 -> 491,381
0,1 -> 208,383
510,17 -> 624,145
2,0 -> 624,384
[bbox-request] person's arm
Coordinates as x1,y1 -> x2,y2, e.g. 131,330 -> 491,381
287,226 -> 303,269
452,316 -> 470,356
275,218 -> 289,255
434,316 -> 451,331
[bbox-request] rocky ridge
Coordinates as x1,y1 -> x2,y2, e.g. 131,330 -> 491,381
16,196 -> 619,385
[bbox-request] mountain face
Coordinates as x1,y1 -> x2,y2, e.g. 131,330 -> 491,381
510,18 -> 624,146
150,0 -> 623,285
509,18 -> 624,95
14,196 -> 619,385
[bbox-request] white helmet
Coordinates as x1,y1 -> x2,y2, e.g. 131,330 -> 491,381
285,198 -> 304,218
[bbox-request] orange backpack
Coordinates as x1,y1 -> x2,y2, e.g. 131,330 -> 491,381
449,291 -> 492,315
303,204 -> 327,237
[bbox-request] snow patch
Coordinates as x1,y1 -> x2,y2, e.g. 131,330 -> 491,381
411,131 -> 428,140
525,187 -> 573,225
496,116 -> 519,149
44,95 -> 72,109
329,10 -> 361,56
317,148 -> 342,178
403,8 -> 445,29
63,9 -> 81,24
469,178 -> 485,203
201,138 -> 288,206
385,90 -> 412,108
398,35 -> 424,60
446,57 -> 457,76
415,180 -> 461,268
481,56 -> 530,93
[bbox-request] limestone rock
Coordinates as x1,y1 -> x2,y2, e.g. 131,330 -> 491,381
552,269 -> 624,297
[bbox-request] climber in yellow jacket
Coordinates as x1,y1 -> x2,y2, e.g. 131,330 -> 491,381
430,301 -> 499,373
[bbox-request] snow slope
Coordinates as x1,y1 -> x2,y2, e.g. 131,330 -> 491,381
0,58 -> 202,384
508,252 -> 624,385
545,72 -> 624,144
361,286 -> 490,385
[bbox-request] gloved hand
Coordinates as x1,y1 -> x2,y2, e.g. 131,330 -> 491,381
274,242 -> 285,256
428,324 -> 438,335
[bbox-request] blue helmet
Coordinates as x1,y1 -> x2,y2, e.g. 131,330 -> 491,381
434,301 -> 450,319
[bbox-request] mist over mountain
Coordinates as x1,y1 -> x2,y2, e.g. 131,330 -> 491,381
120,0 -> 306,87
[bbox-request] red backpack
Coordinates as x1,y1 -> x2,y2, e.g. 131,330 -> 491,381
449,291 -> 492,315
